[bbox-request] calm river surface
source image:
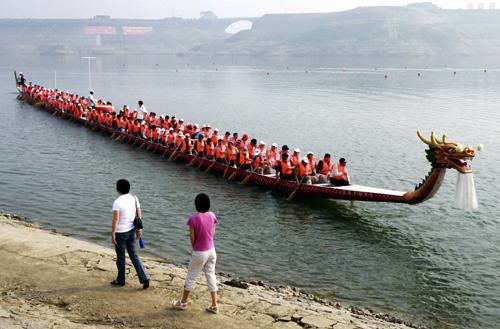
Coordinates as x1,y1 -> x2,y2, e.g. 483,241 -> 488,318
1,54 -> 499,329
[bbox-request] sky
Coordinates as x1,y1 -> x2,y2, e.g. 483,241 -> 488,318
0,0 -> 490,19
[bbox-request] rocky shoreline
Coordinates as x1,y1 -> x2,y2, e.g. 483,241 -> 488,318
0,212 -> 428,329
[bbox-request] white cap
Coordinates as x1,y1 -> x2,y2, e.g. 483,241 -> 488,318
90,90 -> 94,93
272,143 -> 277,147
307,151 -> 314,155
259,141 -> 266,145
169,127 -> 174,131
294,148 -> 300,153
177,132 -> 184,136
254,149 -> 261,156
179,118 -> 184,122
207,124 -> 211,128
214,128 -> 219,132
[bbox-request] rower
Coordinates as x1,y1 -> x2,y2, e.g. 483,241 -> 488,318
306,151 -> 319,184
237,147 -> 251,171
211,128 -> 220,145
316,153 -> 333,183
248,139 -> 257,157
223,131 -> 231,146
167,128 -> 175,148
275,153 -> 295,181
215,139 -> 226,164
330,158 -> 350,186
265,143 -> 278,168
205,139 -> 215,160
194,135 -> 205,156
297,157 -> 311,183
291,149 -> 301,167
226,141 -> 237,167
252,149 -> 265,174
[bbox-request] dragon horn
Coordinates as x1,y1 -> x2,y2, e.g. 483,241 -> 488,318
431,132 -> 440,145
442,134 -> 447,144
417,130 -> 433,145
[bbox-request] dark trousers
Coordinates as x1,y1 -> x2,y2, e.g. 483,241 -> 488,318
115,229 -> 148,284
330,177 -> 349,186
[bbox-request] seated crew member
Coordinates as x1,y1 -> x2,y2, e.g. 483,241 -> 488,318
215,139 -> 226,164
291,149 -> 301,167
280,145 -> 289,158
205,139 -> 215,160
223,131 -> 231,146
193,135 -> 205,156
226,141 -> 237,167
275,153 -> 295,181
237,147 -> 251,171
330,158 -> 350,186
306,151 -> 319,184
316,153 -> 333,183
296,157 -> 311,182
248,138 -> 257,157
251,149 -> 264,174
167,128 -> 176,148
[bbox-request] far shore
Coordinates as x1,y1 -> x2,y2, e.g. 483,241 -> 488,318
0,212 -> 423,329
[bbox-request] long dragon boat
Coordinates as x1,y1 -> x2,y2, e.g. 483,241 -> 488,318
14,71 -> 481,208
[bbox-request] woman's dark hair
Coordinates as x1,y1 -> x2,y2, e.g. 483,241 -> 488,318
116,179 -> 130,194
195,193 -> 210,212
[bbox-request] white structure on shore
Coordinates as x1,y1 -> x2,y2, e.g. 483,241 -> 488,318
467,1 -> 497,9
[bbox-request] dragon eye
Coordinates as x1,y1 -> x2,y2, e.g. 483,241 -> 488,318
447,147 -> 456,153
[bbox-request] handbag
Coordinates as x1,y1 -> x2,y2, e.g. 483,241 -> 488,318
133,195 -> 143,231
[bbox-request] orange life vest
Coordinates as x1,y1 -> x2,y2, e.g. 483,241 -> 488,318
319,160 -> 332,175
299,162 -> 309,177
279,160 -> 293,176
331,163 -> 347,179
215,145 -> 226,159
206,143 -> 214,156
227,147 -> 237,161
196,140 -> 205,153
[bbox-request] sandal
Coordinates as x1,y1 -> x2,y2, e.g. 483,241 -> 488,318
172,300 -> 188,311
206,305 -> 219,314
110,279 -> 125,286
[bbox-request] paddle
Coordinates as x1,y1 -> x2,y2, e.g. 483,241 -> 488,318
228,162 -> 249,182
287,176 -> 307,201
241,163 -> 259,186
187,151 -> 202,167
169,142 -> 183,160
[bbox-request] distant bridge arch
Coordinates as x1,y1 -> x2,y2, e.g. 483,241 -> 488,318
225,20 -> 253,34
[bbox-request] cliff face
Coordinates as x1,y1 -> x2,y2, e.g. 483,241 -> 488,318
3,3 -> 500,57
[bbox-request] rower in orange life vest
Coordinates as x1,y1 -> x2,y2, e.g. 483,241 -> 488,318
330,158 -> 350,186
205,139 -> 215,160
237,147 -> 251,170
306,151 -> 319,184
297,156 -> 311,183
166,128 -> 175,148
211,128 -> 220,145
194,135 -> 205,156
222,131 -> 231,146
291,149 -> 301,167
251,149 -> 265,174
215,139 -> 226,164
316,153 -> 333,183
265,143 -> 278,171
275,153 -> 295,180
226,141 -> 237,167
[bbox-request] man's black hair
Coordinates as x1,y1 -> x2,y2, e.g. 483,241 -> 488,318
324,153 -> 331,158
116,179 -> 130,194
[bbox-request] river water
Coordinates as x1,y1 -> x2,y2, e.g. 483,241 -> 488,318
1,54 -> 499,329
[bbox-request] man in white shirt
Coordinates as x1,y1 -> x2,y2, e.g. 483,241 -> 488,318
136,100 -> 147,123
111,179 -> 149,288
88,90 -> 95,106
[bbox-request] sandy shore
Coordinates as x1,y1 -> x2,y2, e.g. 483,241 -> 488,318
0,213 -> 423,329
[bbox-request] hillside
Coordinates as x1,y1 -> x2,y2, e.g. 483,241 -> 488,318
2,2 -> 500,57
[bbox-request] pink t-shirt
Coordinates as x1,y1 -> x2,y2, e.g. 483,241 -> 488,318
187,212 -> 218,252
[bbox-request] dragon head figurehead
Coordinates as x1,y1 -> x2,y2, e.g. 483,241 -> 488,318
417,131 -> 480,174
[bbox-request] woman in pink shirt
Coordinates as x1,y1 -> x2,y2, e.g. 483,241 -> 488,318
173,193 -> 219,313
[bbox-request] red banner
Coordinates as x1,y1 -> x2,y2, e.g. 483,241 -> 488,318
84,26 -> 117,35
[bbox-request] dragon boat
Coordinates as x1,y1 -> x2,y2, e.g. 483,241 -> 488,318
14,72 -> 481,209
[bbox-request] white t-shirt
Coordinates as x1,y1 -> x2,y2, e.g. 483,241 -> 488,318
112,194 -> 140,233
137,105 -> 147,120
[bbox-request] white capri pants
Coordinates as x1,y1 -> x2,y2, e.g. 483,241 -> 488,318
184,248 -> 218,292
